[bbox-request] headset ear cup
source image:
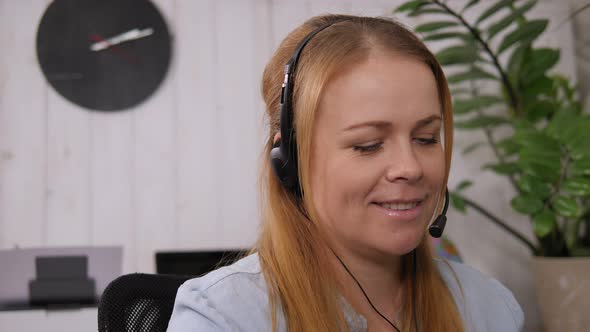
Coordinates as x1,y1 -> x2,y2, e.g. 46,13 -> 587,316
270,142 -> 301,197
270,145 -> 288,184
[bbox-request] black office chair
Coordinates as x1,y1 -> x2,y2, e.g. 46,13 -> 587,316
98,273 -> 192,332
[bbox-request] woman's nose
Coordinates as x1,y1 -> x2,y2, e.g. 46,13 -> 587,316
384,145 -> 424,183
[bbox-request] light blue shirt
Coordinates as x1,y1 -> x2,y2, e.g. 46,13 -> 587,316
167,253 -> 524,331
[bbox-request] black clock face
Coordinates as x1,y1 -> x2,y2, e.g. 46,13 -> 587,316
36,0 -> 172,111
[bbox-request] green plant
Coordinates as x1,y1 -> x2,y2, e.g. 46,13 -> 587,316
396,0 -> 590,257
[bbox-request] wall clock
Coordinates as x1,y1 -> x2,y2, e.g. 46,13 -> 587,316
36,0 -> 172,112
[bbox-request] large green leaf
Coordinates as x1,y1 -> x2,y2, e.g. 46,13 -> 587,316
562,177 -> 590,197
395,0 -> 428,13
523,100 -> 555,123
513,118 -> 536,131
447,67 -> 498,84
456,180 -> 473,192
552,74 -> 579,101
546,109 -> 577,140
521,48 -> 560,85
511,194 -> 544,215
553,196 -> 582,218
533,209 -> 555,238
546,109 -> 583,145
487,0 -> 537,40
416,21 -> 459,33
522,75 -> 554,100
450,192 -> 467,213
462,0 -> 480,13
455,115 -> 509,129
518,148 -> 561,165
518,175 -> 553,199
497,20 -> 548,54
476,0 -> 514,25
518,146 -> 562,168
495,137 -> 520,156
570,146 -> 590,161
558,118 -> 590,158
570,157 -> 590,176
435,45 -> 480,66
483,162 -> 520,175
513,130 -> 561,153
423,32 -> 471,42
453,95 -> 504,114
569,146 -> 590,161
517,158 -> 561,183
507,44 -> 530,83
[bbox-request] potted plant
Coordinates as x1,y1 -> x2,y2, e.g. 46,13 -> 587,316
395,1 -> 590,331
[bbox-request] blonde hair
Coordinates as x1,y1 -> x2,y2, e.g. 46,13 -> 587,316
256,14 -> 462,332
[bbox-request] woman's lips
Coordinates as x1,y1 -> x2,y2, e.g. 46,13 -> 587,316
371,200 -> 423,222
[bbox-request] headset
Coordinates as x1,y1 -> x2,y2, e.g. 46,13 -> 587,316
269,18 -> 450,332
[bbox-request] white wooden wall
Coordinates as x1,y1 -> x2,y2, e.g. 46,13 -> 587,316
0,1 -> 578,331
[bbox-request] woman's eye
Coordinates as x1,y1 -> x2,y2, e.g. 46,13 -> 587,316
352,142 -> 383,154
416,137 -> 438,145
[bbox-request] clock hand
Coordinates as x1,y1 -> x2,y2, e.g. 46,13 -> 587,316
90,34 -> 140,64
90,28 -> 154,51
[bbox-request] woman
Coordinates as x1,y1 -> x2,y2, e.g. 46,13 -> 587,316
167,14 -> 524,332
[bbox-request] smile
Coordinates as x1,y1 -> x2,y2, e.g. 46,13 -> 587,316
371,200 -> 423,221
377,201 -> 419,210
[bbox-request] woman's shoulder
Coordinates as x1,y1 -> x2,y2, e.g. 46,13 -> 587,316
182,253 -> 264,291
435,259 -> 524,331
167,253 -> 273,331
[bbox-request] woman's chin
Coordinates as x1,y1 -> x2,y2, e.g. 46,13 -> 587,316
374,231 -> 425,257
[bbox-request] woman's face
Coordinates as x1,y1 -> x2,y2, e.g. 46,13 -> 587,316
309,52 -> 445,260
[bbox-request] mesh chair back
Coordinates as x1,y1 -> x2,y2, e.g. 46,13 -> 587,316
98,273 -> 191,332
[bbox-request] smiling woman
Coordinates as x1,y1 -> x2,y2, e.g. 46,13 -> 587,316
310,54 -> 446,260
167,14 -> 524,332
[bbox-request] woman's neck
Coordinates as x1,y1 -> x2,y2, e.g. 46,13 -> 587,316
326,244 -> 405,326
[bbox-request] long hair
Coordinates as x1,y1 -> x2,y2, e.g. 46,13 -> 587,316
256,14 -> 463,332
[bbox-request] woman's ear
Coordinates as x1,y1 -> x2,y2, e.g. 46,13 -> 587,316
273,133 -> 281,146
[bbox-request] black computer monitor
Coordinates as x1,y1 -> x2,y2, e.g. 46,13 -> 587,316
155,249 -> 249,276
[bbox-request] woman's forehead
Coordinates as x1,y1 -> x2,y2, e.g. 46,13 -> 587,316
316,53 -> 441,131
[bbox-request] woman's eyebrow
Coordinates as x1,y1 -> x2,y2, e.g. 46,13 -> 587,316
415,114 -> 442,129
343,121 -> 391,132
342,115 -> 442,132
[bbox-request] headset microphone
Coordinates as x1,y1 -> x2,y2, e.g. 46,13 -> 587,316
428,189 -> 449,238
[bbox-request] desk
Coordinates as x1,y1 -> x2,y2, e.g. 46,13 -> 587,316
0,307 -> 97,331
